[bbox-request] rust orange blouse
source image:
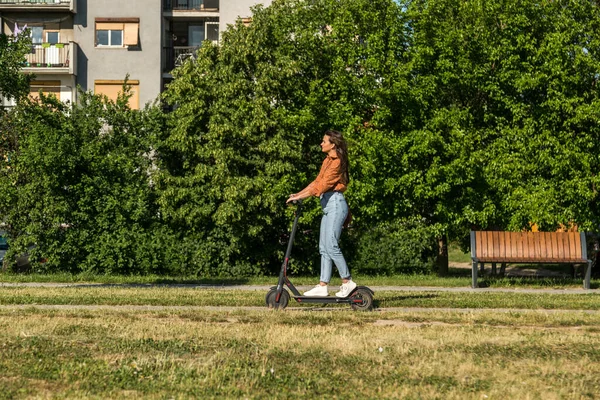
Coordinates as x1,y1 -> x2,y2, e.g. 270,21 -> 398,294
308,154 -> 348,197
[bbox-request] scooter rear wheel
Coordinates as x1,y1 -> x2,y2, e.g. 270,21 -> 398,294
265,288 -> 290,310
350,288 -> 374,311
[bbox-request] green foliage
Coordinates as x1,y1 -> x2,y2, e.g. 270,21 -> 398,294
0,87 -> 182,274
349,219 -> 437,275
405,0 -> 600,233
160,0 -> 408,275
0,32 -> 32,102
158,0 -> 600,276
2,0 -> 600,277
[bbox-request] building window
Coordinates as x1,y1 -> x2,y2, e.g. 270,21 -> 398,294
96,29 -> 123,47
94,80 -> 140,110
46,31 -> 60,45
31,26 -> 43,45
95,18 -> 140,48
206,22 -> 219,42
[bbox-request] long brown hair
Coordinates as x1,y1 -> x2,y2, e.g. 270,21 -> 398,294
325,130 -> 349,184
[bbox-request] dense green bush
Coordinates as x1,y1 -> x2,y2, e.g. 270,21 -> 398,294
349,219 -> 437,276
0,89 -> 184,275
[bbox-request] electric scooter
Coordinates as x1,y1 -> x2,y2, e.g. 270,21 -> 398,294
265,200 -> 375,311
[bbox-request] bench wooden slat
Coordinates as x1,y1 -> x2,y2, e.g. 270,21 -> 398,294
511,232 -> 518,258
493,231 -> 500,259
518,232 -> 525,258
530,232 -> 536,259
499,232 -> 506,260
486,231 -> 493,259
569,232 -> 578,259
540,232 -> 547,260
551,233 -> 559,260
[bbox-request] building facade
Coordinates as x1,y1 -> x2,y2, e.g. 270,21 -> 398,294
0,0 -> 272,108
0,0 -> 78,105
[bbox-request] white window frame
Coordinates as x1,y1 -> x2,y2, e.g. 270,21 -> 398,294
45,31 -> 60,44
96,29 -> 124,47
205,21 -> 219,42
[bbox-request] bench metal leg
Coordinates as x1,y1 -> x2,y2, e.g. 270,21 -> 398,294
492,262 -> 497,275
479,262 -> 484,273
584,261 -> 592,290
472,260 -> 478,288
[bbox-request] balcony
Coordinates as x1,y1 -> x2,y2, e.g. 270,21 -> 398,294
22,42 -> 77,76
0,0 -> 76,13
163,46 -> 199,72
163,0 -> 219,15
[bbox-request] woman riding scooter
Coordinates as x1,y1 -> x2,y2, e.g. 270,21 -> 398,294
286,130 -> 356,298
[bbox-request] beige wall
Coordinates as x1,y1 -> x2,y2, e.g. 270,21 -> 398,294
219,0 -> 272,36
74,0 -> 162,107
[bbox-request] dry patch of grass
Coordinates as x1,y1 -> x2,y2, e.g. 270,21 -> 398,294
1,308 -> 600,399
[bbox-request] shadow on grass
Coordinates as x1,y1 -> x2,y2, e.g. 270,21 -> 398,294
62,278 -> 254,288
447,267 -> 472,277
478,276 -> 598,289
374,293 -> 439,308
148,277 -> 252,285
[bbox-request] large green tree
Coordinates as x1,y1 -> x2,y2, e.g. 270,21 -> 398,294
159,0 -> 411,276
161,0 -> 600,277
406,0 -> 600,234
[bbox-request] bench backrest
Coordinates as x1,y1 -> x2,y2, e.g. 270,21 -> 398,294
470,231 -> 588,262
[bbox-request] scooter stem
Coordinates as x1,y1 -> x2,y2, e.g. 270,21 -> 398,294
284,201 -> 303,262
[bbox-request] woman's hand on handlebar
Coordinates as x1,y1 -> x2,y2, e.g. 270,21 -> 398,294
286,194 -> 299,204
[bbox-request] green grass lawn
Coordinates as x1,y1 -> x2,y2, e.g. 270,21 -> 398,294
2,273 -> 600,398
1,286 -> 600,310
1,270 -> 596,289
1,307 -> 600,399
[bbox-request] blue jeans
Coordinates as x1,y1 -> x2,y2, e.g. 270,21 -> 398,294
319,191 -> 350,283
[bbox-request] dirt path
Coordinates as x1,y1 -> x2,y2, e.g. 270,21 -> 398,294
2,304 -> 600,314
0,282 -> 596,294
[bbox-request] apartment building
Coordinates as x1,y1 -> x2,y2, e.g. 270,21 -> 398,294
0,0 -> 77,105
1,0 -> 272,109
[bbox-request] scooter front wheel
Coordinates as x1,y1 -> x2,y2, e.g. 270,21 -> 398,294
350,288 -> 374,311
265,288 -> 290,310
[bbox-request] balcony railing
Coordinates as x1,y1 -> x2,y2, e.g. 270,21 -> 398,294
0,0 -> 76,12
163,46 -> 199,72
22,42 -> 77,75
163,0 -> 219,11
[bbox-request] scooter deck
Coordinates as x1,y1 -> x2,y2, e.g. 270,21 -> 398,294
292,295 -> 356,304
292,287 -> 373,304
292,286 -> 374,303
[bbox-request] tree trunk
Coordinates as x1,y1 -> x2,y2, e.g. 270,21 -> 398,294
437,235 -> 449,276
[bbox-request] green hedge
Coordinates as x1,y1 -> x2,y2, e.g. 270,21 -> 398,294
349,219 -> 437,276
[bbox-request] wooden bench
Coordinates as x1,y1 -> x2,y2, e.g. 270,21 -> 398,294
470,231 -> 592,289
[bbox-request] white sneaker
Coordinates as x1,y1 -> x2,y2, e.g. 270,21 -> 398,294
335,280 -> 357,298
304,284 -> 328,297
